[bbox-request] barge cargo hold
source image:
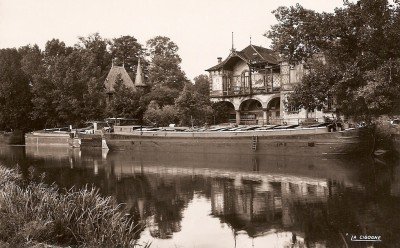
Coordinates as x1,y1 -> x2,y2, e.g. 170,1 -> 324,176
104,126 -> 375,156
25,131 -> 71,146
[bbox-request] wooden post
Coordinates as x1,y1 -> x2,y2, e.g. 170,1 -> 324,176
270,67 -> 274,92
249,63 -> 252,94
264,67 -> 268,92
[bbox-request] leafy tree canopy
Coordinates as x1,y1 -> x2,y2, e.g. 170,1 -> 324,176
76,33 -> 111,72
26,34 -> 111,127
175,84 -> 213,126
146,36 -> 188,90
0,33 -> 207,129
193,74 -> 210,96
140,85 -> 181,107
0,48 -> 32,130
143,101 -> 179,127
109,35 -> 146,74
266,0 -> 400,119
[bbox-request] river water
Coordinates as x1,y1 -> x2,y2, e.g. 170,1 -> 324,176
1,145 -> 399,248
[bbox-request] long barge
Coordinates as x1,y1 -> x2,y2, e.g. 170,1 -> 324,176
25,131 -> 71,146
104,125 -> 375,156
0,130 -> 24,145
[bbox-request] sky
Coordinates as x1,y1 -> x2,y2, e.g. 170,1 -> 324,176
0,0 -> 350,81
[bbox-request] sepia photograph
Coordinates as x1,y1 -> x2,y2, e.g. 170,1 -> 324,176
0,0 -> 399,247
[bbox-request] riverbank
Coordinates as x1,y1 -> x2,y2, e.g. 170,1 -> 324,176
0,165 -> 149,248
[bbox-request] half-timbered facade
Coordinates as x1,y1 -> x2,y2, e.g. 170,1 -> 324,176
206,45 -> 327,125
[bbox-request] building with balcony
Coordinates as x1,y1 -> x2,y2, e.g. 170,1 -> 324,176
206,44 -> 327,125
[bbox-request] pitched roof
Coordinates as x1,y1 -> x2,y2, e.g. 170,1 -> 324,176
242,45 -> 279,64
205,45 -> 279,72
104,66 -> 135,93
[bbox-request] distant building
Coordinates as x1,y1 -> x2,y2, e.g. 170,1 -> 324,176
105,59 -> 147,102
206,44 -> 332,125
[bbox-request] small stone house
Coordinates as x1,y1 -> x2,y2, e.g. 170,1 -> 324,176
104,60 -> 147,102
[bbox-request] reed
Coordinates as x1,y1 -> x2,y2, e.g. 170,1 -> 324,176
0,166 -> 150,247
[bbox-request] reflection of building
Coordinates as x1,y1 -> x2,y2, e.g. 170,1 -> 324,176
210,175 -> 328,237
206,44 -> 330,125
110,160 -> 330,238
4,146 -> 388,247
105,151 -> 369,246
14,146 -> 384,247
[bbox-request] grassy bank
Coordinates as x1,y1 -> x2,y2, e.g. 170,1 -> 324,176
0,166 -> 148,247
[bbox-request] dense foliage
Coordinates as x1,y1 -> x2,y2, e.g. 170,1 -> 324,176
0,166 -> 148,247
266,0 -> 400,120
0,33 -> 213,130
0,49 -> 32,130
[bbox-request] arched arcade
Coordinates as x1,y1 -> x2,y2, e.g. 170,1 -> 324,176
210,94 -> 282,125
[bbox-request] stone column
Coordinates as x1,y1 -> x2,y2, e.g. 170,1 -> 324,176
262,108 -> 268,125
235,110 -> 241,125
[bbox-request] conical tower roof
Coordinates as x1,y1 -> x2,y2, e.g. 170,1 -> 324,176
134,59 -> 146,87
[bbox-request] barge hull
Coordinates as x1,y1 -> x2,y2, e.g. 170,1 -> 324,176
0,131 -> 24,145
105,127 -> 374,156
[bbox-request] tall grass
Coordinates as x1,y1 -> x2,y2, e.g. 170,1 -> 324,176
0,166 -> 150,247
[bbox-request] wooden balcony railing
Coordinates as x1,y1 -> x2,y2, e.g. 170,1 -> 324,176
211,86 -> 281,97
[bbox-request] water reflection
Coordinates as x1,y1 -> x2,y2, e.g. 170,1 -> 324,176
0,145 -> 399,247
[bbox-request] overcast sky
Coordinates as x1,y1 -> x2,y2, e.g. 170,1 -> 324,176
0,0 -> 349,81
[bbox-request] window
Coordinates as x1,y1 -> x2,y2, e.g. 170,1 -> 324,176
287,104 -> 300,114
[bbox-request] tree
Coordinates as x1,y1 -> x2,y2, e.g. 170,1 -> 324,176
266,4 -> 328,64
19,44 -> 45,129
193,74 -> 210,96
175,84 -> 213,126
356,59 -> 400,116
76,33 -> 111,72
266,0 -> 400,119
0,48 -> 32,130
143,101 -> 179,127
29,39 -> 70,127
143,36 -> 189,117
146,36 -> 188,90
109,35 -> 146,73
19,44 -> 44,79
27,35 -> 112,127
140,85 -> 180,107
83,77 -> 107,121
212,102 -> 234,125
288,62 -> 339,112
50,49 -> 89,125
75,33 -> 111,121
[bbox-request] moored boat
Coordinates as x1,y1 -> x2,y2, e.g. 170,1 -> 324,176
25,130 -> 71,147
25,121 -> 110,149
104,125 -> 375,156
0,130 -> 24,145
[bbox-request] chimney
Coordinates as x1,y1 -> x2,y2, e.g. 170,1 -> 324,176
217,57 -> 222,63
